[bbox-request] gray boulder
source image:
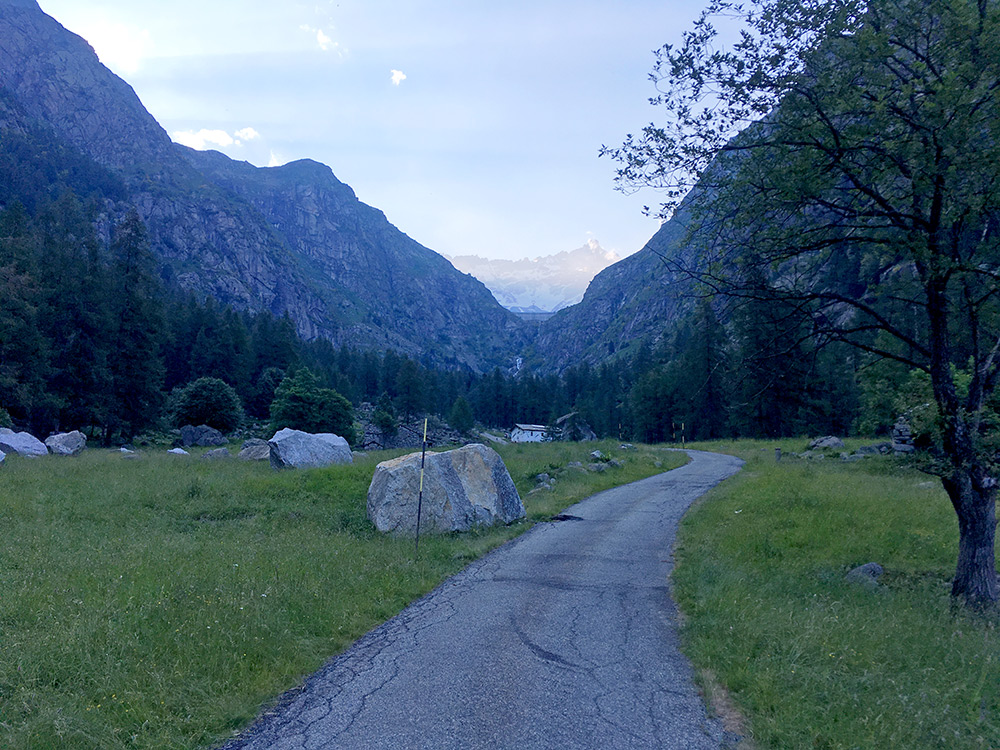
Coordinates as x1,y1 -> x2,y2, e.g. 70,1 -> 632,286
167,448 -> 190,456
180,424 -> 227,447
0,428 -> 47,457
268,428 -> 353,469
202,448 -> 231,461
0,449 -> 5,464
809,436 -> 845,450
45,430 -> 87,456
846,562 -> 884,589
238,438 -> 271,461
367,443 -> 524,535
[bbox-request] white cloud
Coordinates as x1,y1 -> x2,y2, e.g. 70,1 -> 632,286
268,151 -> 284,168
171,129 -> 235,150
301,24 -> 341,54
234,127 -> 261,142
390,69 -> 407,86
316,29 -> 333,50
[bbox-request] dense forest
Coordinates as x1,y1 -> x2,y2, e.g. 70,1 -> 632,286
0,189 -> 918,446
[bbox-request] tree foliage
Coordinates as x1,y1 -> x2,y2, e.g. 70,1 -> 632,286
606,0 -> 1000,607
269,368 -> 356,442
172,377 -> 244,433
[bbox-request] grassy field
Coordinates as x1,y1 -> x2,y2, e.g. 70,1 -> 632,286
675,440 -> 999,749
0,439 -> 684,750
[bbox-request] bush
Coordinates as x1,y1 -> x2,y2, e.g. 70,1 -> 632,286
0,407 -> 12,429
269,369 -> 356,443
172,377 -> 244,433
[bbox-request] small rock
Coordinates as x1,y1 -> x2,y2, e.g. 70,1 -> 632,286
0,450 -> 5,464
590,450 -> 606,461
587,462 -> 607,473
120,447 -> 135,454
608,458 -> 625,468
536,473 -> 551,484
654,460 -> 663,468
238,438 -> 271,461
809,436 -> 845,450
202,448 -> 231,460
167,448 -> 190,456
846,562 -> 884,588
619,443 -> 636,451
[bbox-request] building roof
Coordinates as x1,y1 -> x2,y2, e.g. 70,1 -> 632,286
513,424 -> 548,432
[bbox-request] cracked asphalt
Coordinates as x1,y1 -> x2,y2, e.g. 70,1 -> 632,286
221,449 -> 744,750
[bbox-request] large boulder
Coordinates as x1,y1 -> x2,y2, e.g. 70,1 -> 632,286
0,428 -> 47,457
268,428 -> 353,469
45,430 -> 87,456
367,443 -> 524,535
180,424 -> 227,447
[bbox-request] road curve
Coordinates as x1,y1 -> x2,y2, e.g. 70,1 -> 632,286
222,449 -> 744,750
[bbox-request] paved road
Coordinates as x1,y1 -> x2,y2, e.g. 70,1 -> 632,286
223,449 -> 744,750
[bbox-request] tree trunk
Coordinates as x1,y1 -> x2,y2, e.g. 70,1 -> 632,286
943,471 -> 999,608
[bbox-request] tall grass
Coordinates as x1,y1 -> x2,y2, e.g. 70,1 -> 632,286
0,440 -> 681,749
675,441 -> 999,749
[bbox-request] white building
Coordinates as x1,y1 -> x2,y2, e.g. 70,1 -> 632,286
510,424 -> 549,443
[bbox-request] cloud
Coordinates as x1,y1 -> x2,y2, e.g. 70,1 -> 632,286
171,127 -> 264,150
268,151 -> 283,168
172,129 -> 235,150
234,127 -> 261,143
301,24 -> 341,54
390,69 -> 407,86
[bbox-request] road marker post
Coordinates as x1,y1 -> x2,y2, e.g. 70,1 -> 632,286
415,418 -> 428,557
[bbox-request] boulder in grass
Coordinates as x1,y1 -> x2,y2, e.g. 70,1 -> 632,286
268,428 -> 353,469
809,436 -> 845,450
367,443 -> 524,536
238,438 -> 271,461
0,428 -> 47,457
202,448 -> 231,461
180,424 -> 227,447
45,430 -> 87,456
167,447 -> 189,456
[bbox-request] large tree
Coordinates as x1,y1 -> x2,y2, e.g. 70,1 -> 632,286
605,0 -> 1000,607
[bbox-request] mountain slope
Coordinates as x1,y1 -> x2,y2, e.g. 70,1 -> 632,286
0,0 -> 527,370
530,215 -> 695,372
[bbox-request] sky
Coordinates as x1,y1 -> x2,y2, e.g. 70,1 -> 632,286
37,0 -> 706,262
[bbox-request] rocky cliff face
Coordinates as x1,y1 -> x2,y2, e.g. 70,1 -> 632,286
0,0 -> 528,371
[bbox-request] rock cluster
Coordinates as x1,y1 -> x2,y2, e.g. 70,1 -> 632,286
367,443 -> 524,535
891,417 -> 915,453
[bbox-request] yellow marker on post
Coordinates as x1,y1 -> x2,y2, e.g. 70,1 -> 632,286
415,418 -> 428,556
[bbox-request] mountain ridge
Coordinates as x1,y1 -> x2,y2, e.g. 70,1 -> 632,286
0,0 -> 529,371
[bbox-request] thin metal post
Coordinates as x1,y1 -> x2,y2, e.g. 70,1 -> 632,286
415,418 -> 428,557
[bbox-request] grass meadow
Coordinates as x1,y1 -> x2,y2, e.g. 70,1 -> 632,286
675,440 -> 999,749
0,440 -> 682,749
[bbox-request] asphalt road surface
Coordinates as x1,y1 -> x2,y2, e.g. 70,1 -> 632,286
222,449 -> 744,750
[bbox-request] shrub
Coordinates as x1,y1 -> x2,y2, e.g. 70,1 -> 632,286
0,407 -> 12,429
172,377 -> 244,432
269,369 -> 356,443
